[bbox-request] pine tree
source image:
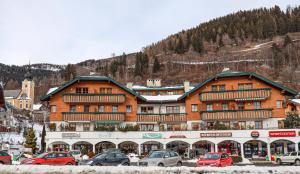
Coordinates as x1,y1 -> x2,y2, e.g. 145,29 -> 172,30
175,37 -> 185,54
64,64 -> 77,81
152,57 -> 160,73
110,60 -> 119,77
283,35 -> 292,47
24,128 -> 37,154
41,125 -> 46,152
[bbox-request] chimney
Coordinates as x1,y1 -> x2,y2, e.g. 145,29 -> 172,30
184,81 -> 190,92
126,82 -> 133,89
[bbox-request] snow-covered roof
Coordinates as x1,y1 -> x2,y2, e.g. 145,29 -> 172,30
33,104 -> 42,110
133,85 -> 194,91
290,99 -> 300,105
141,95 -> 182,102
47,87 -> 59,95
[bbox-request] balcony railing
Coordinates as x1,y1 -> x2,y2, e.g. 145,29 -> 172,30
62,93 -> 126,103
137,113 -> 187,123
62,112 -> 125,122
201,109 -> 272,121
200,88 -> 271,101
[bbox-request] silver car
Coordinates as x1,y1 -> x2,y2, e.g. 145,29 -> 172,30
138,150 -> 182,167
276,151 -> 300,165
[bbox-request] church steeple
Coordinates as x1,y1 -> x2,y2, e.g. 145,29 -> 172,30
24,61 -> 33,81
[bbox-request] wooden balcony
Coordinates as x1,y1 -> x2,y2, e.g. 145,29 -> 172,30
137,113 -> 187,123
62,112 -> 125,122
62,93 -> 126,103
201,109 -> 272,121
200,88 -> 271,101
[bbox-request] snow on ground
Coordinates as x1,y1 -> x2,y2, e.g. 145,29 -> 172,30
0,165 -> 300,174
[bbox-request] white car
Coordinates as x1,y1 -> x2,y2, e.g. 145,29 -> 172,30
276,151 -> 300,165
127,153 -> 139,163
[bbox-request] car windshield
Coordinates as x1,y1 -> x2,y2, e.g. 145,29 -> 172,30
204,153 -> 221,159
71,151 -> 80,155
95,153 -> 107,159
35,153 -> 48,158
148,151 -> 164,158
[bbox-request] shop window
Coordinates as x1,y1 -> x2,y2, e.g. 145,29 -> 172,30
51,105 -> 56,113
222,103 -> 229,110
191,104 -> 198,112
206,104 -> 213,111
276,100 -> 282,108
174,106 -> 180,113
255,121 -> 263,129
237,102 -> 245,110
84,105 -> 90,112
83,123 -> 90,131
239,121 -> 246,129
140,124 -> 154,131
126,105 -> 132,113
254,102 -> 261,109
112,105 -> 118,112
98,105 -> 104,112
70,105 -> 76,112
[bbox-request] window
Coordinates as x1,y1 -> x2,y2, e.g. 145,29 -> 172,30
141,107 -> 147,113
99,88 -> 112,94
245,84 -> 253,89
278,120 -> 284,129
82,88 -> 88,94
255,121 -> 263,129
212,85 -> 225,91
238,84 -> 244,90
291,152 -> 297,156
238,83 -> 253,90
84,105 -> 90,112
45,153 -> 57,158
222,103 -> 228,110
276,100 -> 282,108
192,123 -> 199,130
57,153 -> 67,158
76,88 -> 82,93
112,105 -> 118,112
223,121 -> 230,128
212,85 -> 218,91
174,106 -> 180,113
107,88 -> 112,94
206,104 -> 213,111
191,104 -> 198,112
20,103 -> 22,109
100,88 -> 106,93
98,105 -> 104,112
237,102 -> 245,110
166,106 -> 173,113
254,102 -> 261,109
70,105 -> 76,112
219,85 -> 225,91
239,121 -> 246,129
26,101 -> 28,108
83,123 -> 90,131
51,105 -> 57,113
148,107 -> 154,113
69,123 -> 76,131
140,124 -> 154,131
126,105 -> 132,113
167,91 -> 174,95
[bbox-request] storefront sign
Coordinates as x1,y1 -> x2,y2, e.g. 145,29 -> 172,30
62,133 -> 80,138
269,131 -> 296,137
200,132 -> 232,138
142,133 -> 162,139
169,135 -> 186,138
251,131 -> 259,138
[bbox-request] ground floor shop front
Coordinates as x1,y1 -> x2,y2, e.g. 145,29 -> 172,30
46,129 -> 300,161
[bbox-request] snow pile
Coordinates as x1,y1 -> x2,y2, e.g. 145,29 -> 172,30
0,166 -> 300,174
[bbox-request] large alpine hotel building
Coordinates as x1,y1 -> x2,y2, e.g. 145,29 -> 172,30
41,70 -> 300,160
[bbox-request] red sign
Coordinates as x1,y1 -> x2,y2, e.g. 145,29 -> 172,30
200,132 -> 232,138
269,131 -> 296,137
251,131 -> 259,138
169,135 -> 186,138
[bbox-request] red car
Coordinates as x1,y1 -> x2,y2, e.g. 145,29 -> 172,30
21,152 -> 75,165
0,151 -> 12,165
196,152 -> 233,167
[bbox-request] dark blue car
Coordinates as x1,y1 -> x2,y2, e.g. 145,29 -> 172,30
86,152 -> 130,166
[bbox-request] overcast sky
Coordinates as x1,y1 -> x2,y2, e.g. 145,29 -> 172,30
0,0 -> 299,65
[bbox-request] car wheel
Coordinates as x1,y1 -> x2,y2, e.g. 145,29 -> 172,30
176,161 -> 182,167
0,161 -> 4,165
295,159 -> 300,166
276,159 -> 282,165
66,162 -> 73,165
158,163 -> 164,167
96,163 -> 102,166
122,162 -> 130,166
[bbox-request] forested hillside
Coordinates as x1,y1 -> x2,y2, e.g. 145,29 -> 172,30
1,5 -> 300,102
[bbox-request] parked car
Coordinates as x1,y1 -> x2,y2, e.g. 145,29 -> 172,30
84,152 -> 130,166
196,152 -> 233,167
127,153 -> 139,163
276,151 -> 300,165
0,151 -> 12,165
21,152 -> 75,165
138,150 -> 182,167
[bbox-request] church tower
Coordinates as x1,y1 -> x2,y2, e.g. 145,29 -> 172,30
21,65 -> 35,109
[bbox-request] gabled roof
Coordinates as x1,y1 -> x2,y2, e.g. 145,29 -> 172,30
178,71 -> 298,100
4,90 -> 21,99
40,76 -> 146,101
